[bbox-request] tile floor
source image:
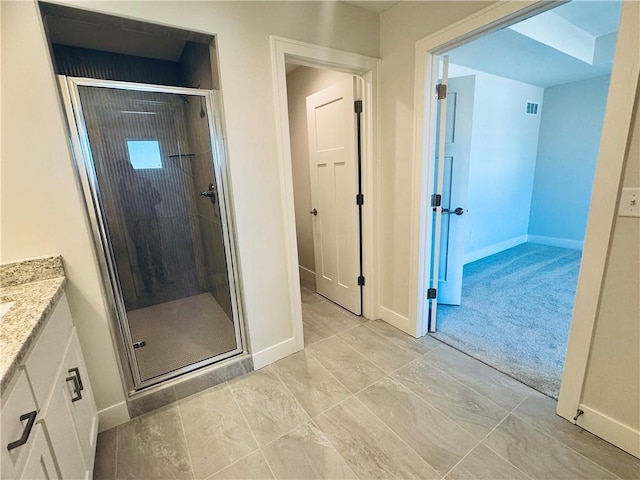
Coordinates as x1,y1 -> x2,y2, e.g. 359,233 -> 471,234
93,287 -> 640,479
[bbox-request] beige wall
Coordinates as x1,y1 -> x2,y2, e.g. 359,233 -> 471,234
378,1 -> 493,318
1,0 -> 378,422
581,88 -> 640,432
1,1 -> 128,420
286,66 -> 354,278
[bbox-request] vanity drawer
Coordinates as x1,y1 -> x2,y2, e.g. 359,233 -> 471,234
1,369 -> 39,479
25,293 -> 73,407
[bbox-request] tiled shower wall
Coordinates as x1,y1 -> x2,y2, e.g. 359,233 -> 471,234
61,44 -> 232,315
79,87 -> 204,309
181,42 -> 234,320
53,44 -> 182,86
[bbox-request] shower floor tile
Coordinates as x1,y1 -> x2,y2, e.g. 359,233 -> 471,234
128,293 -> 237,381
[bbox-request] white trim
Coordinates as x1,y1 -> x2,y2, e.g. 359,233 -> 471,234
527,235 -> 583,251
252,337 -> 298,370
270,36 -> 381,358
464,235 -> 528,264
463,235 -> 583,265
379,306 -> 411,334
98,401 -> 129,432
576,405 -> 640,458
414,1 -> 550,56
558,0 -> 640,423
298,265 -> 316,285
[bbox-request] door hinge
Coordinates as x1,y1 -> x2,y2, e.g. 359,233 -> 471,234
357,275 -> 365,286
427,288 -> 437,299
431,194 -> 442,207
354,100 -> 363,114
356,194 -> 364,206
436,84 -> 447,100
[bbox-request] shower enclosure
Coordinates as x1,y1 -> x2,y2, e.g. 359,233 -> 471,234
60,77 -> 245,390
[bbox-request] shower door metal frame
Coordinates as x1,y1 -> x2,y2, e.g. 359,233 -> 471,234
59,76 -> 247,391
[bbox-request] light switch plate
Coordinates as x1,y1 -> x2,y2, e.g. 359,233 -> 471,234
618,187 -> 640,217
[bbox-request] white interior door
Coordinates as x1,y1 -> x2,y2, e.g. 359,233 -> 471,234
435,75 -> 475,307
306,77 -> 361,315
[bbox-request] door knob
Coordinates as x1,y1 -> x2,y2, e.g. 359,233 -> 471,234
310,208 -> 318,216
442,207 -> 465,215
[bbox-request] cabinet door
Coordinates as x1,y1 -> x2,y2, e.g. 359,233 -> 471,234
41,337 -> 90,480
1,370 -> 39,479
65,330 -> 98,468
25,294 -> 73,408
19,423 -> 60,480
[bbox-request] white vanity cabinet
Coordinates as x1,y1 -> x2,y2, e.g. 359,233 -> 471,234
1,370 -> 42,478
1,293 -> 98,479
19,424 -> 58,479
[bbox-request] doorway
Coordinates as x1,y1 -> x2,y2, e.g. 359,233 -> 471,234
62,78 -> 245,389
270,36 -> 381,356
425,1 -> 621,398
286,65 -> 363,315
284,65 -> 365,345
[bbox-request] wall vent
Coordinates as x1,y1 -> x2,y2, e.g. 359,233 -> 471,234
526,102 -> 539,115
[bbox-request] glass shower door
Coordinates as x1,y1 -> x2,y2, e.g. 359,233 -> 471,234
66,79 -> 243,388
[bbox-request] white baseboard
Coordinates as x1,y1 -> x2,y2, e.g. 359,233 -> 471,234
464,235 -> 528,264
528,235 -> 584,250
577,404 -> 640,458
298,265 -> 316,285
252,337 -> 300,370
379,306 -> 416,336
98,401 -> 129,432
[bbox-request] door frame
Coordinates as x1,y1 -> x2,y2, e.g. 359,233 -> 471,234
270,36 -> 381,354
410,0 -> 639,449
59,76 -> 248,390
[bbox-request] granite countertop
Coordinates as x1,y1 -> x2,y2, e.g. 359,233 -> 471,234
0,256 -> 67,392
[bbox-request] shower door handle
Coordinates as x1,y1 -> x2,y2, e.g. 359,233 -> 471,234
200,183 -> 216,204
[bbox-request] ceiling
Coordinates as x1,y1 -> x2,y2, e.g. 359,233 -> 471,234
447,0 -> 622,88
342,1 -> 400,14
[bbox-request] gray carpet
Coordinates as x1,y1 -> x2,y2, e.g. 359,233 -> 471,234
432,243 -> 582,398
